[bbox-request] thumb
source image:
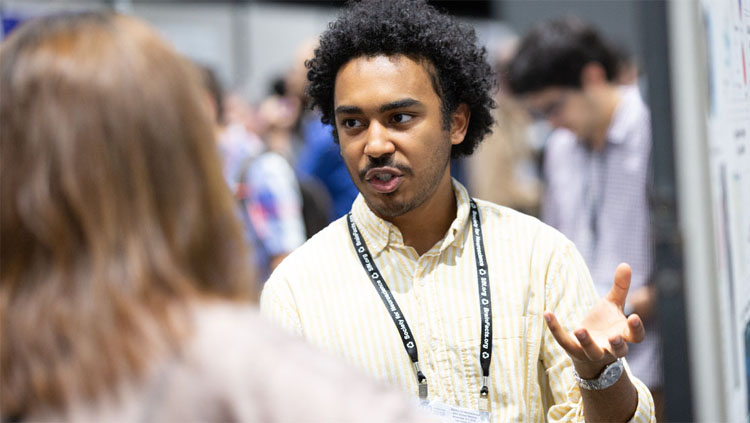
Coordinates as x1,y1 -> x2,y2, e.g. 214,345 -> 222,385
606,263 -> 632,308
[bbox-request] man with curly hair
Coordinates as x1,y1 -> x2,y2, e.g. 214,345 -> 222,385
261,1 -> 655,422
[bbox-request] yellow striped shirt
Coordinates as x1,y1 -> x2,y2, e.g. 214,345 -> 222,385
261,180 -> 654,422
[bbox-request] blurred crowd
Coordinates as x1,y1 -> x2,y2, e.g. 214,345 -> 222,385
195,38 -> 359,283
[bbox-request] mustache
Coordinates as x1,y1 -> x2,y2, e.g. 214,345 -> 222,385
358,156 -> 412,180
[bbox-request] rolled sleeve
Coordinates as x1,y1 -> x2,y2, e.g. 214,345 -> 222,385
628,366 -> 656,423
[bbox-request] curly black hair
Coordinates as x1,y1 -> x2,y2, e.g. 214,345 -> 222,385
306,0 -> 495,158
508,16 -> 620,95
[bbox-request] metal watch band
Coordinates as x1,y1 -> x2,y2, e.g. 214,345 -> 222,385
573,358 -> 625,390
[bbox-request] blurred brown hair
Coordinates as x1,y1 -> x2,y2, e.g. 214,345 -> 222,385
0,12 -> 255,419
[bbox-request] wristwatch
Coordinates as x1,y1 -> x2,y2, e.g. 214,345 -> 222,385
573,358 -> 624,390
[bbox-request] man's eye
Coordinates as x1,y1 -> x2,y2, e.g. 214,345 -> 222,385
342,119 -> 363,128
392,113 -> 413,124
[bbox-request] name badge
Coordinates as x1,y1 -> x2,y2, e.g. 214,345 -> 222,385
419,399 -> 490,423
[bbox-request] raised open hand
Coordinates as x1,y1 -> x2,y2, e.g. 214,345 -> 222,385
543,263 -> 647,378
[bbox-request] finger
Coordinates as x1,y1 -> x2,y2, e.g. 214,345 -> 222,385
574,328 -> 605,361
606,263 -> 632,308
623,314 -> 646,343
609,334 -> 629,358
544,311 -> 586,360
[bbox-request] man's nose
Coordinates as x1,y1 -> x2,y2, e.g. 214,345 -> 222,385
363,121 -> 395,158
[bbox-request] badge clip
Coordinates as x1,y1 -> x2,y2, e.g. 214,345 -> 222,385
413,362 -> 428,400
479,377 -> 489,413
418,381 -> 428,400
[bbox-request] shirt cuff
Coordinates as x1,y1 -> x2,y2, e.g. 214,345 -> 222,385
627,372 -> 656,423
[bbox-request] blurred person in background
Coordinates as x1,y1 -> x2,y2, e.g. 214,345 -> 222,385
223,71 -> 332,240
224,91 -> 266,138
467,38 -> 542,216
255,75 -> 303,161
0,11 -> 431,422
508,16 -> 662,418
289,39 -> 360,221
259,70 -> 335,238
199,65 -> 306,281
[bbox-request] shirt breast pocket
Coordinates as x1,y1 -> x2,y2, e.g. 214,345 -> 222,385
450,315 -> 528,405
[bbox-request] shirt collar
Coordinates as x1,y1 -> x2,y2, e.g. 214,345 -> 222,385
606,85 -> 644,146
350,178 -> 472,256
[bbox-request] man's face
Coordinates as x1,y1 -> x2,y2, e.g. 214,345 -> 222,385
523,86 -> 596,142
333,54 -> 465,219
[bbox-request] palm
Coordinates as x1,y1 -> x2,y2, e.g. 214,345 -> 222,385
544,263 -> 647,378
581,299 -> 628,349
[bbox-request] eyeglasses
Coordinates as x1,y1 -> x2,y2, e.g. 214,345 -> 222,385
530,91 -> 570,121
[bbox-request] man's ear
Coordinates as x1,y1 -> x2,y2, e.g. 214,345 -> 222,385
580,62 -> 607,89
449,103 -> 471,146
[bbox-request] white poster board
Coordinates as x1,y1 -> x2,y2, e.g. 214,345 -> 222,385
701,0 -> 750,420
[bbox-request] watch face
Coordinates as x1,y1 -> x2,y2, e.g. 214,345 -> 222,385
602,360 -> 624,385
605,365 -> 618,379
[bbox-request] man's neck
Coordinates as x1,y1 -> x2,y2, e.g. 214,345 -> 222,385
584,85 -> 621,151
387,174 -> 457,256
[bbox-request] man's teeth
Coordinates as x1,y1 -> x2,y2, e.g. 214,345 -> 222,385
375,174 -> 393,181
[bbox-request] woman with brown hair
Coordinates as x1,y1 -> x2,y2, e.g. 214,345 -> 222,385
0,12 -> 425,422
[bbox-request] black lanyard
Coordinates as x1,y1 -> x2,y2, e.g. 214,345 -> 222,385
346,198 -> 492,410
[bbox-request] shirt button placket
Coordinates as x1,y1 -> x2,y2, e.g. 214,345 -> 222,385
412,257 -> 434,396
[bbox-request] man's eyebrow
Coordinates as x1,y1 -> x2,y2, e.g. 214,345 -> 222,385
379,98 -> 422,113
334,105 -> 362,115
334,99 -> 423,116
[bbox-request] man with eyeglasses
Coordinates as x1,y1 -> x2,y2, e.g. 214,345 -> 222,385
509,16 -> 662,418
